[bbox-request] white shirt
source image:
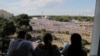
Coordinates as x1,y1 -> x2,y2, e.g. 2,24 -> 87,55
7,39 -> 34,56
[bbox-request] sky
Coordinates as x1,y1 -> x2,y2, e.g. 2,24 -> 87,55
0,0 -> 96,16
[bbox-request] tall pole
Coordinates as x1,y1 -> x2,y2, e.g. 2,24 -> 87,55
90,0 -> 100,56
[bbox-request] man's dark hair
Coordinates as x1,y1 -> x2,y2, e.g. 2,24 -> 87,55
71,33 -> 82,46
17,31 -> 26,39
67,33 -> 86,56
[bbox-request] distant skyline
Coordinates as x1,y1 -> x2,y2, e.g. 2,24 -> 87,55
0,0 -> 96,16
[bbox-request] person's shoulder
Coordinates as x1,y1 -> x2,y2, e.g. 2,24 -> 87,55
37,43 -> 44,48
35,43 -> 46,52
22,40 -> 31,43
53,45 -> 57,47
10,39 -> 15,42
26,40 -> 32,43
82,48 -> 87,53
20,40 -> 32,46
62,45 -> 70,53
52,45 -> 59,49
82,48 -> 87,56
38,43 -> 44,46
9,39 -> 16,45
52,45 -> 61,55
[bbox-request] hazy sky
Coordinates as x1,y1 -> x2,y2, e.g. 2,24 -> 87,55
0,0 -> 96,16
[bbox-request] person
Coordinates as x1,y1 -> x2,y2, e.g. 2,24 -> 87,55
26,34 -> 33,41
7,31 -> 35,56
63,41 -> 69,48
62,33 -> 87,56
34,33 -> 61,56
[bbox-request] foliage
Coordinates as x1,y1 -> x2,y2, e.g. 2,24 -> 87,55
49,16 -> 94,22
82,39 -> 90,47
11,14 -> 30,32
40,28 -> 46,40
28,26 -> 33,32
0,19 -> 16,52
57,30 -> 62,34
0,21 -> 16,36
41,28 -> 46,35
52,35 -> 57,40
65,31 -> 70,34
82,39 -> 91,53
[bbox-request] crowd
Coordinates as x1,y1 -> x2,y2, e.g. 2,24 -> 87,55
7,31 -> 87,56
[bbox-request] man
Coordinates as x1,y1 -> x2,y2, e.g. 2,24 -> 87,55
7,31 -> 35,56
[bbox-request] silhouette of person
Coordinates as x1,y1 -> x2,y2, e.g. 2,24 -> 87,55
34,33 -> 61,56
62,33 -> 87,56
7,31 -> 35,56
26,34 -> 33,41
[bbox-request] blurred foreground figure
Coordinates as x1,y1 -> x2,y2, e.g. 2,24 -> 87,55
26,34 -> 33,41
62,33 -> 87,56
7,31 -> 35,56
35,33 -> 61,56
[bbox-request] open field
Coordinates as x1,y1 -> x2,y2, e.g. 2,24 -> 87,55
29,18 -> 93,56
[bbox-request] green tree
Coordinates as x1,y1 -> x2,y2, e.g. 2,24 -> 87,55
12,14 -> 30,32
49,16 -> 94,22
0,20 -> 16,53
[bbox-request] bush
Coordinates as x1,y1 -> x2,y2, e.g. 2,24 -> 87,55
52,35 -> 57,40
82,39 -> 90,47
66,31 -> 69,34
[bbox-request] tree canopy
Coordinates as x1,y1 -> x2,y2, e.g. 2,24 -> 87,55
0,14 -> 30,52
12,14 -> 30,32
0,18 -> 16,52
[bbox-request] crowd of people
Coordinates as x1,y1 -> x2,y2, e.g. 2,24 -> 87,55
7,31 -> 87,56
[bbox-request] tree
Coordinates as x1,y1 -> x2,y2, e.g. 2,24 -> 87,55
0,20 -> 16,53
12,14 -> 30,32
0,14 -> 31,53
0,21 -> 16,36
49,16 -> 94,22
0,17 -> 3,20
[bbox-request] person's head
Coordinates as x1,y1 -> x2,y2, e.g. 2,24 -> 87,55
71,33 -> 82,46
68,33 -> 85,56
17,31 -> 26,39
43,33 -> 53,45
26,34 -> 32,41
